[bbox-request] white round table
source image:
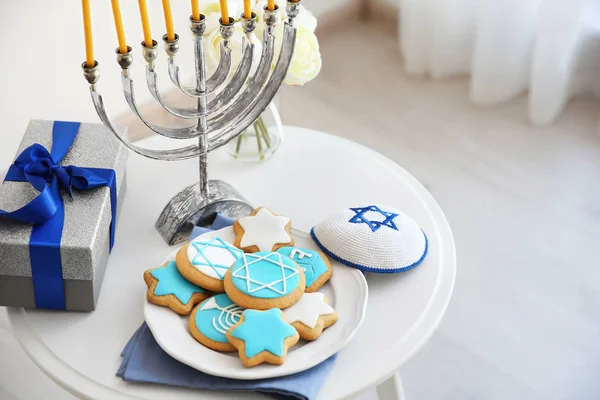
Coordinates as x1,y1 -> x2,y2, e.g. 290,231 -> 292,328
6,127 -> 456,400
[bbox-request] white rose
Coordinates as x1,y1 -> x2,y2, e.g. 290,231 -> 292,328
292,5 -> 317,32
281,25 -> 321,86
249,2 -> 320,85
204,23 -> 263,77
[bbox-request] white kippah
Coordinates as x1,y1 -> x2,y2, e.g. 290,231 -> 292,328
310,204 -> 427,273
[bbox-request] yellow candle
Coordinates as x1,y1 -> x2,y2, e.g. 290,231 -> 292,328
81,0 -> 94,67
110,0 -> 128,54
244,0 -> 252,19
219,0 -> 230,23
267,0 -> 275,11
162,0 -> 175,41
138,0 -> 153,47
191,0 -> 200,21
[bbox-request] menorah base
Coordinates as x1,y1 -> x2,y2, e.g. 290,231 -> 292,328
155,180 -> 253,246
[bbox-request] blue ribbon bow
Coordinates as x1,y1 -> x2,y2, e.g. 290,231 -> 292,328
0,121 -> 118,310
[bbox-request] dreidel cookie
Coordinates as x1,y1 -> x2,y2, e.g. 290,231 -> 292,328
234,207 -> 294,253
224,251 -> 305,310
144,261 -> 209,315
189,294 -> 244,352
276,247 -> 332,292
176,227 -> 244,292
284,292 -> 338,340
226,309 -> 299,367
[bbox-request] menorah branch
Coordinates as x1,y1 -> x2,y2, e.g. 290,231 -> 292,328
82,0 -> 302,244
192,15 -> 210,199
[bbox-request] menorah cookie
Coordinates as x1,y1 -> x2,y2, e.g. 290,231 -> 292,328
189,294 -> 244,352
144,261 -> 209,315
226,309 -> 299,367
276,247 -> 332,292
223,251 -> 305,310
176,227 -> 244,292
233,207 -> 294,253
284,292 -> 338,341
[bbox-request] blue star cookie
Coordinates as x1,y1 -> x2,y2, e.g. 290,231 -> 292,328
144,261 -> 209,315
226,309 -> 299,367
276,247 -> 332,292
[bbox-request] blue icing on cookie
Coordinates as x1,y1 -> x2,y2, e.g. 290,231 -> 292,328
276,247 -> 329,287
194,294 -> 243,343
229,309 -> 297,358
150,261 -> 205,304
231,252 -> 300,299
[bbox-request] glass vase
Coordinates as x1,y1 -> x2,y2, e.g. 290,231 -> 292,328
227,99 -> 283,161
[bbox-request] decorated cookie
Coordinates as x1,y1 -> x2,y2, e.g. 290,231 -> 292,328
144,261 -> 209,315
284,292 -> 338,340
276,247 -> 332,292
224,251 -> 305,310
176,227 -> 244,292
233,207 -> 294,253
189,294 -> 244,352
311,204 -> 428,273
226,308 -> 299,367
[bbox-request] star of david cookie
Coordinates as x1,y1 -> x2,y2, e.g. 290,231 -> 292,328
144,261 -> 209,315
284,292 -> 338,340
226,309 -> 299,367
176,227 -> 244,292
189,294 -> 244,352
276,247 -> 332,292
233,207 -> 294,253
223,251 -> 306,310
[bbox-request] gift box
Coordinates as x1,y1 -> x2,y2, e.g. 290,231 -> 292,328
0,120 -> 128,311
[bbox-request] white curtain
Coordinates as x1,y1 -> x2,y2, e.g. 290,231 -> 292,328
398,0 -> 600,126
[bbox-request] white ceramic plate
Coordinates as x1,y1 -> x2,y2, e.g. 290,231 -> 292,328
143,229 -> 369,380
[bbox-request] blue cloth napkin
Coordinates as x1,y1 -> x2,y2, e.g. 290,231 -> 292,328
118,214 -> 337,400
190,213 -> 236,237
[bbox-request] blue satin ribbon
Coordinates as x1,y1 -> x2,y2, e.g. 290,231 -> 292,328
0,121 -> 118,310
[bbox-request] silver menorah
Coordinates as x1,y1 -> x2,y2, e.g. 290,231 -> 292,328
81,1 -> 301,245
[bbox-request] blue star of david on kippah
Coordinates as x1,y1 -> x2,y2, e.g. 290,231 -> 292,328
348,205 -> 399,232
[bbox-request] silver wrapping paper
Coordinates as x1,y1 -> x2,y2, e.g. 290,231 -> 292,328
0,120 -> 128,310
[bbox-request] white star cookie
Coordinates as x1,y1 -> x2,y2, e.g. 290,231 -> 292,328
234,207 -> 294,253
284,292 -> 338,341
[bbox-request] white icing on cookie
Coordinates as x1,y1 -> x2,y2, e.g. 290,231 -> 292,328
284,292 -> 334,329
290,248 -> 312,260
187,228 -> 243,280
201,296 -> 243,334
237,208 -> 292,252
